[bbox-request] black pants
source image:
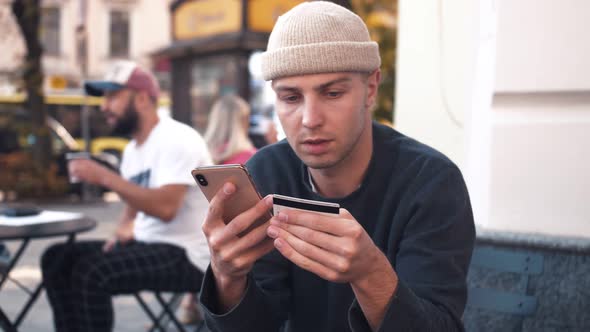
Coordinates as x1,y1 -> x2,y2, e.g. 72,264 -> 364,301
41,240 -> 204,332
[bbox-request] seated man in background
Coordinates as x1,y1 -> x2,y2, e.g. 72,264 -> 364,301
199,2 -> 475,332
41,60 -> 212,331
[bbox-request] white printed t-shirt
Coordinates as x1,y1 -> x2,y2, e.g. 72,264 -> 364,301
120,116 -> 212,272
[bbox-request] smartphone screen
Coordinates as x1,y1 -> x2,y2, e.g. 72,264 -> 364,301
192,164 -> 271,233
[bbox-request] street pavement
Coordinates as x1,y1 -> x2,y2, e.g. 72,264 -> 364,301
1,196 -> 201,331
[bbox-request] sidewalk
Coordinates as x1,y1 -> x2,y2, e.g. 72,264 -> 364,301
0,198 -> 199,331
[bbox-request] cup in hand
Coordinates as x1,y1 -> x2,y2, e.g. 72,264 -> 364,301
65,152 -> 91,183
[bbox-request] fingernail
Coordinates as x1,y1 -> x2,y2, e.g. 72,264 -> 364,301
278,212 -> 288,222
264,195 -> 273,207
223,183 -> 235,195
274,238 -> 283,249
267,226 -> 278,238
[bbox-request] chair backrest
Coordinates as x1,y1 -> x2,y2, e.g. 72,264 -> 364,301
0,243 -> 10,275
463,245 -> 544,331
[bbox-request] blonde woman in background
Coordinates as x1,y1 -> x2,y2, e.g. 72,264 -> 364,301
180,94 -> 257,324
204,94 -> 257,165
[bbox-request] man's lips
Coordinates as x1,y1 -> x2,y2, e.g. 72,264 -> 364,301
104,114 -> 117,125
300,138 -> 332,155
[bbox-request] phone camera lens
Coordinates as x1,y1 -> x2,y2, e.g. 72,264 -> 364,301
195,174 -> 208,186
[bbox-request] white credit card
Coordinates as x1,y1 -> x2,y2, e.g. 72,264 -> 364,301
272,194 -> 340,216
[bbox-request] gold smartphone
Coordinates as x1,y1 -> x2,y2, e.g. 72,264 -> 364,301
191,164 -> 272,233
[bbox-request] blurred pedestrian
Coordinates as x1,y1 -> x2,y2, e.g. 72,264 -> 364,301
204,94 -> 257,164
41,60 -> 212,331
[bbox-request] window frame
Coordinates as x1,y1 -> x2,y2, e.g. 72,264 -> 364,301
108,9 -> 131,58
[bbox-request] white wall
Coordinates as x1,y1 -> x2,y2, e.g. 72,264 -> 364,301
396,0 -> 590,236
42,0 -> 80,80
86,0 -> 171,79
396,0 -> 497,227
0,1 -> 25,91
0,0 -> 173,85
494,0 -> 590,92
395,0 -> 479,167
490,93 -> 590,236
487,0 -> 590,236
131,0 -> 171,66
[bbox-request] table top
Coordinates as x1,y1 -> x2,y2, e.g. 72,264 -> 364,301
0,215 -> 96,240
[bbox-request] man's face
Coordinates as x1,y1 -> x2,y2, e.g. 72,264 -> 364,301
101,89 -> 139,136
272,71 -> 378,171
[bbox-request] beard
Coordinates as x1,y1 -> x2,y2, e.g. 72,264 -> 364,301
110,97 -> 139,137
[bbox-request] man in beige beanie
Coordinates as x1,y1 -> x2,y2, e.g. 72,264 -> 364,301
199,2 -> 475,332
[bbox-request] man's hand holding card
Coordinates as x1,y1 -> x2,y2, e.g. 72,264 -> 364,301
267,194 -> 387,285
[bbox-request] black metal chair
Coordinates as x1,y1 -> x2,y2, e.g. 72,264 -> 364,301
134,291 -> 187,332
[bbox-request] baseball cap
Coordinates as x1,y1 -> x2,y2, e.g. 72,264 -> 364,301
84,60 -> 160,99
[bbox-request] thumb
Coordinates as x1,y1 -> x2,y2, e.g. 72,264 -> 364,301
102,239 -> 117,253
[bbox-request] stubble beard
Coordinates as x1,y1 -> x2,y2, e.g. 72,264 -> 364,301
111,97 -> 139,137
303,103 -> 368,171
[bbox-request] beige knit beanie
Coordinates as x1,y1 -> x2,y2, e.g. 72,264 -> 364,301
261,1 -> 381,81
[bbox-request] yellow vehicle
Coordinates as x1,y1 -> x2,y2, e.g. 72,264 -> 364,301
0,92 -> 171,198
0,92 -> 133,198
0,92 -> 130,157
1,93 -> 172,152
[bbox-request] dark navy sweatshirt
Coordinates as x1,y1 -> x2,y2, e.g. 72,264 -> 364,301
201,122 -> 475,332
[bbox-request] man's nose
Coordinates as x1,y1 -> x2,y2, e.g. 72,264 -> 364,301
301,97 -> 324,129
100,98 -> 110,113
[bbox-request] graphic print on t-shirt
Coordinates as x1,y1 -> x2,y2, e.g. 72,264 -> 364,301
129,169 -> 151,187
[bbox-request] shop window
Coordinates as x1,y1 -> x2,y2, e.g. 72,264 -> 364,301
41,7 -> 60,56
190,55 -> 239,133
109,10 -> 130,57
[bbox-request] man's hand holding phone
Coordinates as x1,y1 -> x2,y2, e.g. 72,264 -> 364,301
201,182 -> 275,312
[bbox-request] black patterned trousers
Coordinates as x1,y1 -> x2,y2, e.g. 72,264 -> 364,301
41,240 -> 204,332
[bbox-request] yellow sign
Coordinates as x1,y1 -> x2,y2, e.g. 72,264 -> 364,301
173,0 -> 242,40
0,93 -> 169,107
48,75 -> 67,90
0,93 -> 103,106
248,0 -> 303,33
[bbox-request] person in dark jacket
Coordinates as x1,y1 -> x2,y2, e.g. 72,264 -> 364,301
198,2 -> 476,331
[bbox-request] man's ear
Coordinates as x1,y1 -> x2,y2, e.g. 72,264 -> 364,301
133,91 -> 150,111
365,69 -> 381,110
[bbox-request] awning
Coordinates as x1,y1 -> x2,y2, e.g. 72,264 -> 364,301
153,31 -> 269,59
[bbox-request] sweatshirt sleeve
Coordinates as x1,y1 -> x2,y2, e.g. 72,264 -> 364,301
350,164 -> 475,331
199,250 -> 291,332
199,149 -> 293,332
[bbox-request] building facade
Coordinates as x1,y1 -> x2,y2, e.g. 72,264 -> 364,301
0,0 -> 173,95
158,0 -> 302,132
395,0 -> 590,237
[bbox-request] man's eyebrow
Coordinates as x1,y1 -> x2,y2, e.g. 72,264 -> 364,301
272,85 -> 301,93
314,77 -> 353,92
272,76 -> 354,92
